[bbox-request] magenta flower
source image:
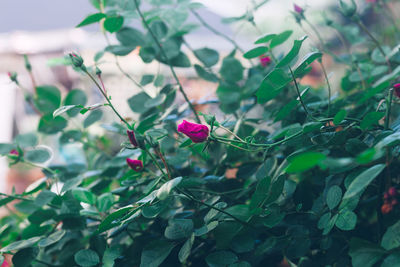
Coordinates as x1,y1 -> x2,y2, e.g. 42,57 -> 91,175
127,130 -> 138,147
294,3 -> 304,14
394,83 -> 400,98
177,120 -> 209,143
259,55 -> 271,67
9,149 -> 18,156
126,158 -> 143,172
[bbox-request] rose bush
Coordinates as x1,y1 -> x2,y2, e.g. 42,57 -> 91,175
0,0 -> 400,266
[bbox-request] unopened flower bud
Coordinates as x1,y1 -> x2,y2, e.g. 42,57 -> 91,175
96,67 -> 102,76
388,187 -> 397,197
24,55 -> 32,72
339,0 -> 357,18
126,158 -> 143,172
7,72 -> 18,83
127,130 -> 138,148
69,53 -> 84,68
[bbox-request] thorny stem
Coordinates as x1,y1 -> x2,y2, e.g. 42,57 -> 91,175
83,69 -> 132,130
134,0 -> 201,123
319,59 -> 332,116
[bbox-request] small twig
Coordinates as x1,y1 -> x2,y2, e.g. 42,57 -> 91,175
319,59 -> 332,116
134,0 -> 201,123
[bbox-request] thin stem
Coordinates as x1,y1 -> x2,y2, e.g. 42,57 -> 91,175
155,148 -> 171,179
83,69 -> 132,130
134,0 -> 201,123
319,59 -> 332,116
176,188 -> 252,227
190,9 -> 245,54
288,67 -> 318,121
304,18 -> 325,50
354,17 -> 392,72
385,88 -> 394,130
219,125 -> 245,142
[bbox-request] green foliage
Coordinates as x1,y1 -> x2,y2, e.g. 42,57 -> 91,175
2,0 -> 400,266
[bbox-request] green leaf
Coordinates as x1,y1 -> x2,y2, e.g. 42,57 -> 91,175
34,86 -> 61,114
157,176 -> 182,200
53,105 -> 80,118
140,240 -> 175,267
194,48 -> 219,67
25,148 -> 51,163
28,209 -> 56,224
83,110 -> 103,128
0,143 -> 14,155
360,112 -> 384,130
333,110 -> 347,125
294,52 -> 323,76
285,152 -> 326,173
141,75 -> 155,86
220,57 -> 243,83
77,13 -> 106,27
164,219 -> 193,240
167,52 -> 191,67
349,238 -> 385,267
74,249 -> 100,267
116,27 -> 146,47
206,250 -> 238,267
335,209 -> 357,230
72,188 -> 96,205
0,236 -> 41,252
64,89 -> 87,117
243,46 -> 269,59
343,164 -> 385,200
270,30 -> 293,48
128,92 -> 152,113
105,45 -> 135,56
102,246 -> 122,267
256,68 -> 291,103
255,33 -> 276,44
326,185 -> 342,210
38,230 -> 66,248
38,114 -> 67,134
194,64 -> 219,82
250,176 -> 271,210
178,234 -> 195,263
12,247 -> 38,267
15,133 -> 38,148
276,36 -> 307,68
381,253 -> 400,267
144,94 -> 166,108
104,16 -> 124,33
381,220 -> 400,250
274,99 -> 298,122
98,206 -> 133,233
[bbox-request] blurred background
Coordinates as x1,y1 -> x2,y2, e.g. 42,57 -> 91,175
0,0 -> 392,198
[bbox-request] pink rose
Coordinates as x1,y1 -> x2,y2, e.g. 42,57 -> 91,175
259,55 -> 271,67
177,120 -> 209,143
127,130 -> 138,147
394,83 -> 400,98
126,158 -> 143,172
294,3 -> 304,14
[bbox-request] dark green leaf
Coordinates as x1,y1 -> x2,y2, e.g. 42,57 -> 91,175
381,220 -> 400,250
256,68 -> 291,103
74,249 -> 100,267
83,110 -> 103,128
25,148 -> 51,163
220,57 -> 243,82
243,46 -> 268,59
326,185 -> 342,210
360,112 -> 384,130
104,16 -> 124,33
194,48 -> 219,67
140,240 -> 175,267
276,36 -> 307,68
285,152 -> 326,173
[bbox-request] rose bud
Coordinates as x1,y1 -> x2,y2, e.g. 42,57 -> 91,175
177,120 -> 209,143
293,4 -> 304,14
69,53 -> 84,68
9,149 -> 18,156
393,83 -> 400,98
126,158 -> 143,172
388,187 -> 397,197
127,130 -> 138,147
259,55 -> 271,67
